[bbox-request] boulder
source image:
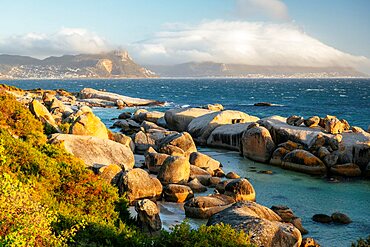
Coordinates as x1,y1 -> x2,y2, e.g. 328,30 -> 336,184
188,110 -> 259,144
206,123 -> 252,151
338,131 -> 370,170
158,132 -> 197,157
97,164 -> 122,185
226,171 -> 240,179
224,178 -> 256,202
140,111 -> 165,124
215,180 -> 230,194
120,168 -> 162,204
133,109 -> 148,122
321,115 -> 348,134
207,201 -> 302,247
159,145 -> 185,156
190,165 -> 212,177
190,174 -> 212,186
80,88 -> 159,106
242,126 -> 276,163
270,147 -> 289,166
135,199 -> 162,234
187,178 -> 208,193
208,177 -> 222,187
111,133 -> 135,151
351,126 -> 365,133
29,99 -> 61,132
331,212 -> 352,224
163,184 -> 194,203
141,121 -> 165,132
278,140 -> 304,151
312,214 -> 332,223
69,111 -> 109,139
189,152 -> 220,172
271,205 -> 308,234
301,238 -> 320,247
330,163 -> 361,177
282,150 -> 327,175
118,111 -> 132,119
49,134 -> 134,170
157,156 -> 190,185
134,131 -> 156,154
258,116 -> 333,148
145,152 -> 170,174
184,194 -> 235,219
165,108 -> 215,132
287,115 -> 304,126
202,103 -> 224,111
304,116 -> 320,128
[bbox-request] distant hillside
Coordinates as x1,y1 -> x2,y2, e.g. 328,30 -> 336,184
0,51 -> 156,79
147,62 -> 366,78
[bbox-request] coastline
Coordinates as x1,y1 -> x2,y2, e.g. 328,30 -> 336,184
1,81 -> 369,246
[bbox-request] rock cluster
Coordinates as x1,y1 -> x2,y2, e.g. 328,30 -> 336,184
18,86 -> 368,246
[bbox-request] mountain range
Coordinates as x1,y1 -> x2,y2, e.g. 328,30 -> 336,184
0,50 -> 156,79
0,51 -> 366,79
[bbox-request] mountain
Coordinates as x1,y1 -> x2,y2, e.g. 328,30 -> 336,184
146,62 -> 367,78
0,50 -> 156,79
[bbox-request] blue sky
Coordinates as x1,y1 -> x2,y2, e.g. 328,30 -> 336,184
0,0 -> 369,71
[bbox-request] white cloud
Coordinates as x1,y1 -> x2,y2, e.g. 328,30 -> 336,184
0,28 -> 112,58
235,0 -> 289,21
130,20 -> 370,72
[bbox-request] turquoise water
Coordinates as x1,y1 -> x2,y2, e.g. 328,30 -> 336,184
5,78 -> 370,246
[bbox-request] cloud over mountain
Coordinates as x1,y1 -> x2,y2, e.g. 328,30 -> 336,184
131,20 -> 369,72
235,0 -> 289,21
0,28 -> 111,58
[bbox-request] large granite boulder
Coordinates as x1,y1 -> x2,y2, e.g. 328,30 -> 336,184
139,111 -> 165,124
157,156 -> 190,185
184,194 -> 235,219
206,123 -> 252,151
135,199 -> 162,234
258,116 -> 333,148
242,126 -> 276,163
164,107 -> 215,132
189,152 -> 220,172
80,87 -> 159,106
49,134 -> 134,170
163,184 -> 194,203
29,99 -> 61,132
69,111 -> 109,139
111,133 -> 135,151
133,131 -> 156,154
97,164 -> 122,185
145,152 -> 170,174
320,115 -> 349,134
330,163 -> 362,177
119,168 -> 162,204
224,178 -> 256,202
207,201 -> 302,247
281,150 -> 327,175
339,132 -> 370,170
270,147 -> 290,166
188,110 -> 259,144
158,132 -> 197,157
271,205 -> 308,234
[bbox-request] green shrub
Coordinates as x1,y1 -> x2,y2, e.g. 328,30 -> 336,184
0,173 -> 73,246
153,222 -> 253,247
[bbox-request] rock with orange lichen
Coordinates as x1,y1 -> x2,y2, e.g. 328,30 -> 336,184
282,150 -> 327,175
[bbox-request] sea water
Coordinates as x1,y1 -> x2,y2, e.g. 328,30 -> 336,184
5,78 -> 370,246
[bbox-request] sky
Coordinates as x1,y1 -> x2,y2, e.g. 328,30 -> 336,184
0,0 -> 369,72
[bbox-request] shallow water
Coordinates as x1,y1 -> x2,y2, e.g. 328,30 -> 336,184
5,78 -> 370,246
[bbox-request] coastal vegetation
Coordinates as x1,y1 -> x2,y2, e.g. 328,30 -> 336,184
0,90 -> 252,246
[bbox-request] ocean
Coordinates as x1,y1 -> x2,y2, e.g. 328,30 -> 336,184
4,78 -> 370,246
